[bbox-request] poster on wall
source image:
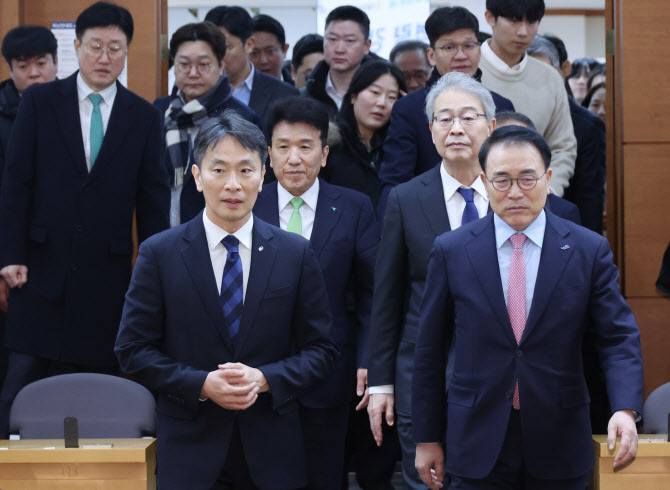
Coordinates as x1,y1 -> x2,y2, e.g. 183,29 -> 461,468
51,21 -> 128,87
316,0 -> 430,60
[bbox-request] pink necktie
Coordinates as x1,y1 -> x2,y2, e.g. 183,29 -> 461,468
508,233 -> 527,409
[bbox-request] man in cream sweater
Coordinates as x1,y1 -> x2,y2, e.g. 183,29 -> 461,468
479,0 -> 576,197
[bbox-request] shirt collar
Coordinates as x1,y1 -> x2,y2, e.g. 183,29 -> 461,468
77,72 -> 117,105
494,209 -> 546,250
481,39 -> 527,72
202,210 -> 254,253
439,163 -> 488,201
240,63 -> 255,91
277,178 -> 320,213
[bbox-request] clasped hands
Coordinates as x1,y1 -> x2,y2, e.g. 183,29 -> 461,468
201,362 -> 269,410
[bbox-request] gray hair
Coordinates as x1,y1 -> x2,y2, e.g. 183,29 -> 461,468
424,71 -> 495,124
527,35 -> 560,69
193,109 -> 268,167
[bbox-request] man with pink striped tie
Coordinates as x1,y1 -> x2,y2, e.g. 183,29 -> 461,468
412,125 -> 643,490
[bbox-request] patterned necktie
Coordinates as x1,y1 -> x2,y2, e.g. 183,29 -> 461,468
287,197 -> 304,235
220,235 -> 243,339
508,233 -> 527,409
88,93 -> 104,168
457,188 -> 479,225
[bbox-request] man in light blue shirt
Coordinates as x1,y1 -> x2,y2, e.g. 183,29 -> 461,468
413,125 -> 643,490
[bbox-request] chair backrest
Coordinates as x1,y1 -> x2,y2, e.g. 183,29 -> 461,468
643,381 -> 670,434
9,373 -> 156,439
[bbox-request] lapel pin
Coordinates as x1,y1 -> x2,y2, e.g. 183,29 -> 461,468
258,246 -> 264,251
331,207 -> 337,211
561,245 -> 570,250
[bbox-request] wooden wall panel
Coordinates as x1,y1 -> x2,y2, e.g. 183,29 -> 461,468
620,0 -> 670,143
0,0 -> 22,82
622,144 -> 670,297
628,299 -> 670,400
17,0 -> 164,102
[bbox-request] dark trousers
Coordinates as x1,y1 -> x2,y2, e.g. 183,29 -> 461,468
448,410 -> 589,490
212,423 -> 257,490
397,412 -> 427,489
0,350 -> 117,438
302,404 -> 350,490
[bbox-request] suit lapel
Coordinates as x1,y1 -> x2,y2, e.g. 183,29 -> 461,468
233,219 -> 276,358
254,182 -> 281,226
55,74 -> 88,176
418,165 -> 451,236
310,180 -> 342,257
521,212 -> 574,343
465,215 -> 517,346
248,71 -> 269,116
179,216 -> 233,353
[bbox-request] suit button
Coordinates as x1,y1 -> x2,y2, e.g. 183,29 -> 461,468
70,264 -> 78,272
506,391 -> 513,399
516,350 -> 523,357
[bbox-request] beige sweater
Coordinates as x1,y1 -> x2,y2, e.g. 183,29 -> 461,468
479,46 -> 577,197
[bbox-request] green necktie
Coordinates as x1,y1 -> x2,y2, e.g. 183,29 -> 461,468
88,93 -> 104,168
287,197 -> 304,235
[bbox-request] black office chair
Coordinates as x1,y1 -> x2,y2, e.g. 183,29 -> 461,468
9,373 -> 155,439
642,381 -> 670,434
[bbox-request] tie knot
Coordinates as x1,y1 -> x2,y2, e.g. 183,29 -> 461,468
510,233 -> 527,250
458,187 -> 474,202
290,197 -> 304,210
221,235 -> 239,252
88,93 -> 103,108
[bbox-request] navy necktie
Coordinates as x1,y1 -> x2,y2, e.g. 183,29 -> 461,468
458,187 -> 479,225
220,235 -> 243,339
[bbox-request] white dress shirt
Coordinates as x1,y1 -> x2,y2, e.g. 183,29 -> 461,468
481,39 -> 528,72
369,166 -> 489,396
325,70 -> 344,109
231,63 -> 255,106
277,179 -> 319,239
77,73 -> 116,171
494,210 -> 545,318
203,211 -> 253,302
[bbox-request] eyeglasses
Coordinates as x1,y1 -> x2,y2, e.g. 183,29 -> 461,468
435,42 -> 480,57
82,42 -> 127,60
432,112 -> 486,128
175,62 -> 216,74
486,173 -> 547,192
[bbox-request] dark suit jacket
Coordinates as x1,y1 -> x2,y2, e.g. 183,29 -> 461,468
367,167 -> 582,416
114,214 -> 337,490
253,179 -> 378,407
248,68 -> 299,129
413,211 -> 643,479
0,73 -> 170,367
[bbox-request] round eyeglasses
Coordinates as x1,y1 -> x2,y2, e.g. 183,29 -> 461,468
486,173 -> 547,192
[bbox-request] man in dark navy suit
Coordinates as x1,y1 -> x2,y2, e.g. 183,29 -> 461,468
116,110 -> 337,490
0,2 -> 169,438
254,96 -> 378,490
413,126 -> 642,489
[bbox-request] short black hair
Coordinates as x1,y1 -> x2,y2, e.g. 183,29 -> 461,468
479,125 -> 551,173
486,0 -> 545,23
325,6 -> 370,40
587,64 -> 605,90
267,96 -> 330,148
581,82 -> 605,110
76,1 -> 134,44
389,40 -> 429,64
194,109 -> 267,167
568,57 -> 600,80
543,33 -> 568,65
292,34 -> 323,70
205,6 -> 253,42
169,22 -> 226,67
425,7 -> 479,47
2,25 -> 57,65
252,14 -> 286,47
495,111 -> 537,131
477,31 -> 492,44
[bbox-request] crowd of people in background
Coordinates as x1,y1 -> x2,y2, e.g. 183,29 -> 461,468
0,1 -> 643,490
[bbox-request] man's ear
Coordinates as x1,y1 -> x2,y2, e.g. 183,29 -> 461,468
426,47 -> 437,68
192,164 -> 203,192
485,10 -> 496,29
561,60 -> 571,79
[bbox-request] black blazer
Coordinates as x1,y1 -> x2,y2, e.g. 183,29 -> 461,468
115,214 -> 337,489
254,180 -> 378,407
248,68 -> 299,129
0,73 -> 170,367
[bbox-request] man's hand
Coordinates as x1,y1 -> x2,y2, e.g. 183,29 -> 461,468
218,362 -> 269,392
0,265 -> 28,288
607,409 -> 639,468
367,393 -> 394,446
355,368 -> 370,411
415,442 -> 444,489
200,369 -> 259,410
0,278 -> 8,312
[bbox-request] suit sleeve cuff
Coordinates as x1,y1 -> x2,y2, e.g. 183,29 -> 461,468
369,385 -> 394,394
